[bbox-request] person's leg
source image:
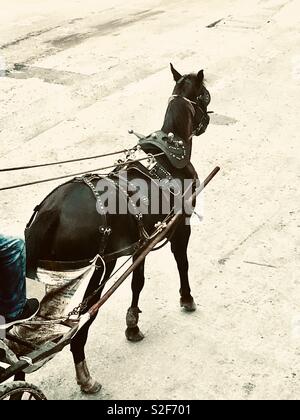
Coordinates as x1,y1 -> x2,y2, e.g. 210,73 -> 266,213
0,235 -> 26,319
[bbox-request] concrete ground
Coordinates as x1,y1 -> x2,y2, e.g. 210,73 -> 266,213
0,0 -> 299,400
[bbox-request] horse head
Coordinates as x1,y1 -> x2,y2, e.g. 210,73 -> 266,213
169,63 -> 211,137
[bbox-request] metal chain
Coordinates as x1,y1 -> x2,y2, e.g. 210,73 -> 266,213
67,253 -> 136,317
81,175 -> 110,219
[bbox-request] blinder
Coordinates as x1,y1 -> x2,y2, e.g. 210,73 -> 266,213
197,86 -> 211,108
193,86 -> 211,136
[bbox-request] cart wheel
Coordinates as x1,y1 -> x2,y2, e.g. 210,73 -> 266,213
0,381 -> 47,400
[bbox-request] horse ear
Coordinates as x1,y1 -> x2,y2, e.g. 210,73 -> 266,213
170,63 -> 182,82
197,70 -> 204,84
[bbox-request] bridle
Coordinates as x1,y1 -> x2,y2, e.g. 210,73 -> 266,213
170,86 -> 211,137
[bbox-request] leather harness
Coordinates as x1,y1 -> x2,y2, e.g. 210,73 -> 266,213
139,130 -> 191,169
29,93 -> 211,272
28,131 -> 195,272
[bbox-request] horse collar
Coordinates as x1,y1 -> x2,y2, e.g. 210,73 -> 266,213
139,130 -> 191,169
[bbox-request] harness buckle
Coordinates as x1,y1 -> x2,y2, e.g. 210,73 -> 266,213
147,154 -> 157,170
99,226 -> 112,236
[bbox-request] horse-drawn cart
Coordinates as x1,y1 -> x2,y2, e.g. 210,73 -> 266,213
0,65 -> 220,399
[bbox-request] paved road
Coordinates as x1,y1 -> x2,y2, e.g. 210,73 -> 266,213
0,0 -> 300,400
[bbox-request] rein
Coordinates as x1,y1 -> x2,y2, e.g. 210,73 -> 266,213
0,149 -> 131,173
0,151 -> 164,192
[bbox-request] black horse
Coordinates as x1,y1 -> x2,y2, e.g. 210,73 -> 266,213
25,64 -> 211,393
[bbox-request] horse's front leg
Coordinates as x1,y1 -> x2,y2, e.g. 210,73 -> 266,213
71,260 -> 116,394
171,223 -> 196,312
125,257 -> 145,342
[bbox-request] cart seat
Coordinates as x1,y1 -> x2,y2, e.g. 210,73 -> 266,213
5,260 -> 97,364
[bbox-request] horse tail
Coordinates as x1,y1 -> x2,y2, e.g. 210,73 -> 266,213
25,207 -> 59,279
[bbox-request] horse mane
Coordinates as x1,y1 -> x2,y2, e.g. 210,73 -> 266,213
162,99 -> 191,138
161,97 -> 193,140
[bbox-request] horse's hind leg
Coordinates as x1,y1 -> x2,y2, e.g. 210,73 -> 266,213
171,223 -> 196,312
73,316 -> 102,395
125,257 -> 145,342
71,260 -> 116,394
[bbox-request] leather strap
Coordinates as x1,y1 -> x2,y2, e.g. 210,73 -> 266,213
81,175 -> 112,255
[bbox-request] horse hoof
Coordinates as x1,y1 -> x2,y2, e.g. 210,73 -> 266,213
125,327 -> 145,342
126,307 -> 142,329
180,298 -> 197,312
80,380 -> 102,395
75,360 -> 102,395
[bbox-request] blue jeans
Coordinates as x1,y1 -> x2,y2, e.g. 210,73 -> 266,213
0,235 -> 26,319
